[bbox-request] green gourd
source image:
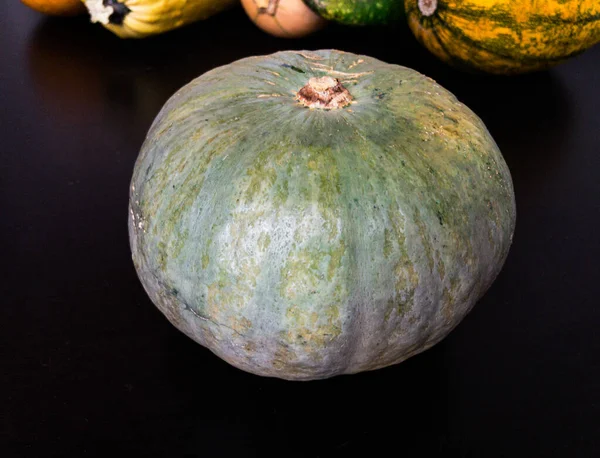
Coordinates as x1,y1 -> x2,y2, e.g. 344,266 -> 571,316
303,0 -> 405,25
129,50 -> 516,380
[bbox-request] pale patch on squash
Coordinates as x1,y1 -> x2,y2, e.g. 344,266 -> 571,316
257,233 -> 271,252
243,341 -> 257,354
231,316 -> 253,334
243,146 -> 288,205
169,228 -> 189,260
206,282 -> 221,321
284,303 -> 341,348
206,269 -> 253,325
394,261 -> 419,311
280,249 -> 324,300
201,252 -> 210,269
280,217 -> 345,302
286,324 -> 340,348
272,344 -> 299,370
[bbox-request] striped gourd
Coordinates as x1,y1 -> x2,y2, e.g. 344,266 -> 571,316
405,0 -> 600,74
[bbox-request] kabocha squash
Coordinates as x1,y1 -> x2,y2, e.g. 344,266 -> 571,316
83,0 -> 236,38
129,50 -> 516,380
405,0 -> 600,74
241,0 -> 327,38
303,0 -> 404,25
20,0 -> 85,16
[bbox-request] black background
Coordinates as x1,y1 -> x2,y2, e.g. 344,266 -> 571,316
2,3 -> 599,457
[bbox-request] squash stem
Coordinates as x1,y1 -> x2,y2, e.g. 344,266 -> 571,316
296,76 -> 353,110
418,0 -> 437,17
85,0 -> 130,25
255,0 -> 280,16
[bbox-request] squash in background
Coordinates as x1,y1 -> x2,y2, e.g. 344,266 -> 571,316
129,50 -> 516,380
303,0 -> 405,25
83,0 -> 236,38
21,0 -> 86,16
405,0 -> 600,74
241,0 -> 327,38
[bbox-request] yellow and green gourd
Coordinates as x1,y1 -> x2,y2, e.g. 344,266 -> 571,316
405,0 -> 600,74
129,50 -> 516,380
83,0 -> 236,38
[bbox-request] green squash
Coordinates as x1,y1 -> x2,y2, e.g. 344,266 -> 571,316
303,0 -> 404,25
129,50 -> 516,381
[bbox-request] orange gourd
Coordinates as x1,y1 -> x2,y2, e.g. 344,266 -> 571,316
20,0 -> 86,16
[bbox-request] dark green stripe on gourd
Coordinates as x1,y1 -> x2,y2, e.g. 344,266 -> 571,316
303,0 -> 405,25
129,50 -> 516,380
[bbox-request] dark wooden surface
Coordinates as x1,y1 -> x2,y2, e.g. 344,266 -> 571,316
2,3 -> 599,457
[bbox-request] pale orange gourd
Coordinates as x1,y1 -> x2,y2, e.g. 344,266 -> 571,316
241,0 -> 326,38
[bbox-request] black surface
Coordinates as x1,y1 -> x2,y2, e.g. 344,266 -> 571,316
2,3 -> 599,457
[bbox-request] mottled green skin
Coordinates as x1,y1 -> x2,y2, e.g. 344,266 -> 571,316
129,50 -> 516,380
303,0 -> 404,25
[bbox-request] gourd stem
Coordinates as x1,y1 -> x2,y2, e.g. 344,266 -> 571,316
256,0 -> 280,16
105,0 -> 130,25
296,76 -> 353,110
418,0 -> 437,17
85,0 -> 130,25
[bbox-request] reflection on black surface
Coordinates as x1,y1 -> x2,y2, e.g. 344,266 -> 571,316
27,17 -> 105,122
438,70 -> 571,151
441,72 -> 571,198
161,326 -> 456,456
